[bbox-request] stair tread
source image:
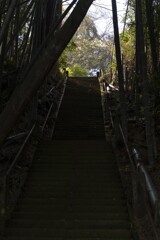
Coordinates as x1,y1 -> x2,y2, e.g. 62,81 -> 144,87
8,219 -> 130,228
6,228 -> 131,238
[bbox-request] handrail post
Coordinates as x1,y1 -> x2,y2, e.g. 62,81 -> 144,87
97,72 -> 100,78
132,171 -> 147,219
155,200 -> 160,225
132,148 -> 160,225
66,70 -> 69,78
0,174 -> 6,236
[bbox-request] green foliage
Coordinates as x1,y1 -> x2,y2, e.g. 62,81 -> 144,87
109,58 -> 116,73
75,15 -> 100,41
120,28 -> 135,65
64,15 -> 113,73
59,39 -> 76,68
67,64 -> 88,77
124,0 -> 136,29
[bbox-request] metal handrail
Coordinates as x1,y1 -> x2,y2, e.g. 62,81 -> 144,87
6,72 -> 68,175
46,77 -> 64,96
4,132 -> 27,145
0,72 -> 68,237
0,124 -> 36,232
132,148 -> 160,216
119,124 -> 135,171
6,77 -> 66,175
104,80 -> 135,170
108,106 -> 114,129
116,121 -> 159,238
6,124 -> 35,176
50,76 -> 67,138
104,79 -> 160,232
119,121 -> 160,227
41,103 -> 54,132
42,75 -> 68,134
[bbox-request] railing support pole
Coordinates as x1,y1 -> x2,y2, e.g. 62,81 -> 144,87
0,175 -> 6,236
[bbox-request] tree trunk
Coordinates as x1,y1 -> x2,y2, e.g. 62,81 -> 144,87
111,0 -> 127,139
46,0 -> 57,34
145,0 -> 158,73
136,0 -> 155,165
0,0 -> 18,45
0,0 -> 94,146
135,0 -> 142,121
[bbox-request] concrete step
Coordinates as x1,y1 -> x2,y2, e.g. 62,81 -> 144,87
71,198 -> 126,204
15,204 -> 67,212
5,237 -> 132,240
27,173 -> 120,180
26,177 -> 121,183
18,197 -> 69,205
7,219 -> 130,229
16,204 -> 127,213
30,162 -> 118,167
12,211 -> 128,221
23,186 -> 123,192
69,212 -> 129,220
67,229 -> 131,238
5,228 -> 65,237
39,140 -> 112,148
26,178 -> 122,186
32,159 -> 116,165
18,195 -> 126,204
20,191 -> 70,198
6,228 -> 131,238
28,168 -> 119,174
5,237 -> 64,240
33,156 -> 115,162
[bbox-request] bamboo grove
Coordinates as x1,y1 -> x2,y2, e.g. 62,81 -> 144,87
0,0 -> 61,90
134,0 -> 160,165
110,0 -> 160,166
0,0 -> 64,134
0,0 -> 94,145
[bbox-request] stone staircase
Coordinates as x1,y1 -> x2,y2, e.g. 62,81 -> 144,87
4,77 -> 133,239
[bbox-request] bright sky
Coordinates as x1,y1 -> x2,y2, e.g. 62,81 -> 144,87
64,0 -> 127,35
88,0 -> 127,35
